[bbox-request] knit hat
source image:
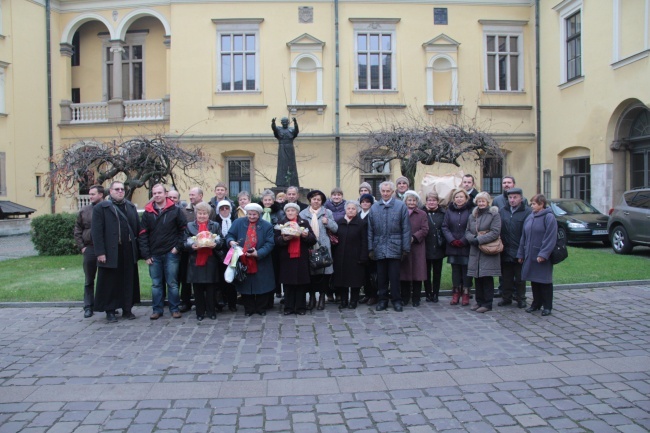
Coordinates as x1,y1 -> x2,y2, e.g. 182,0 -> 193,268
359,193 -> 374,205
244,203 -> 263,214
358,182 -> 373,194
283,202 -> 300,212
396,176 -> 410,186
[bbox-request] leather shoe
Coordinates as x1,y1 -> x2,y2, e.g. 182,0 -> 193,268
359,296 -> 369,304
123,311 -> 136,320
150,312 -> 162,320
517,300 -> 527,308
210,314 -> 217,320
412,301 -> 420,307
393,301 -> 403,312
179,304 -> 191,313
172,311 -> 182,319
525,306 -> 541,313
259,311 -> 266,316
307,295 -> 316,310
432,294 -> 439,303
245,312 -> 253,317
229,306 -> 238,312
476,306 -> 491,313
84,309 -> 93,318
297,310 -> 306,315
284,310 -> 294,315
348,301 -> 357,309
316,295 -> 326,310
498,300 -> 512,307
375,301 -> 388,311
106,312 -> 117,323
541,309 -> 552,316
197,315 -> 204,322
367,297 -> 378,306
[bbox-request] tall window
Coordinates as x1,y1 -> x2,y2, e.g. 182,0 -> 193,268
219,33 -> 257,91
0,64 -> 6,113
35,175 -> 43,197
485,34 -> 521,91
566,12 -> 581,81
482,157 -> 503,195
0,152 -> 6,196
543,169 -> 552,198
356,32 -> 394,90
71,31 -> 80,67
560,157 -> 590,201
105,44 -> 143,100
630,110 -> 650,188
228,159 -> 251,196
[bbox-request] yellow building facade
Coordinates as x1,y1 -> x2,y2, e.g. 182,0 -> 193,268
0,0 -> 646,215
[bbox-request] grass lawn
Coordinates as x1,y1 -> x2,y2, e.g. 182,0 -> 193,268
0,246 -> 648,302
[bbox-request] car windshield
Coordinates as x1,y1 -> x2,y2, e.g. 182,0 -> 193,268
551,200 -> 600,216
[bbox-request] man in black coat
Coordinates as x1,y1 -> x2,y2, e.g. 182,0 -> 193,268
139,184 -> 187,320
285,186 -> 308,211
92,181 -> 141,322
498,188 -> 531,308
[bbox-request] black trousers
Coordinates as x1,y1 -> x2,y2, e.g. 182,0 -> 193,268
82,246 -> 97,310
400,281 -> 422,304
363,261 -> 378,298
284,284 -> 307,313
475,276 -> 495,308
376,258 -> 401,303
451,264 -> 468,288
424,258 -> 443,297
531,282 -> 553,310
242,292 -> 270,314
501,261 -> 525,302
193,283 -> 215,317
337,287 -> 361,303
309,274 -> 331,296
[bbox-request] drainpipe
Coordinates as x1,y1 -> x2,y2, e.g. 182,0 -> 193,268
46,0 -> 55,213
535,0 -> 542,194
334,0 -> 340,186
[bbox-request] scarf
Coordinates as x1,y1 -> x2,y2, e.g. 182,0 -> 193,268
196,221 -> 212,267
262,207 -> 272,223
220,217 -> 231,237
309,206 -> 321,239
241,222 -> 258,274
287,218 -> 301,259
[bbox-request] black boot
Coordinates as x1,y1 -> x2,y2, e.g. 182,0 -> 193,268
349,289 -> 360,309
317,292 -> 326,310
307,291 -> 316,310
400,282 -> 411,306
339,290 -> 349,309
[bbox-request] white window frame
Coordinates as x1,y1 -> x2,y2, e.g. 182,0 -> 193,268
226,157 -> 253,196
555,0 -> 583,85
214,20 -> 261,93
100,33 -> 147,101
351,18 -> 399,92
0,62 -> 7,114
482,23 -> 525,92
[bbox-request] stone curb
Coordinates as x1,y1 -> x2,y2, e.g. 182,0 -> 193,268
1,280 -> 648,308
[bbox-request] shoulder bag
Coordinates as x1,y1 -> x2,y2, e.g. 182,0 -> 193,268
309,243 -> 333,270
478,230 -> 504,255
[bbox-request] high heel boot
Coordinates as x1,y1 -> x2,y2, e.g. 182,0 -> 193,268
450,287 -> 460,305
317,292 -> 326,310
307,291 -> 316,310
461,287 -> 470,306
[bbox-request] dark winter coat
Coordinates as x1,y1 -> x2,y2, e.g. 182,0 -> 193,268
499,202 -> 532,263
324,199 -> 347,222
260,201 -> 286,225
494,191 -> 529,209
332,215 -> 369,287
299,206 -> 338,275
226,217 -> 276,294
466,206 -> 502,278
442,202 -> 471,257
517,207 -> 557,284
367,198 -> 411,260
424,207 -> 446,260
400,208 -> 429,281
138,198 -> 187,259
74,204 -> 95,250
184,220 -> 224,284
274,217 -> 317,285
91,199 -> 140,268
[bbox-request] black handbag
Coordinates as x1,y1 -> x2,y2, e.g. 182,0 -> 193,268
234,260 -> 248,282
550,224 -> 568,265
309,244 -> 333,270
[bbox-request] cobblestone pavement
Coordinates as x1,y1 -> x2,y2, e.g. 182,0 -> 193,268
0,285 -> 649,432
0,234 -> 37,262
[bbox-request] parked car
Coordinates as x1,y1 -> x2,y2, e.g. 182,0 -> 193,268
549,198 -> 610,245
607,187 -> 650,254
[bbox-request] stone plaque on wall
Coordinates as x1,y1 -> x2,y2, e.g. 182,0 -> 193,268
299,7 -> 313,23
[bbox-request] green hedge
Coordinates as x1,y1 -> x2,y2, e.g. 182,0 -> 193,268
31,213 -> 78,256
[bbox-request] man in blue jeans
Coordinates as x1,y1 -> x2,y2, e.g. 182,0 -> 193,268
139,183 -> 187,320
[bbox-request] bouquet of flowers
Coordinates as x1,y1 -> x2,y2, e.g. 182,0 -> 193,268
191,231 -> 220,248
274,221 -> 307,237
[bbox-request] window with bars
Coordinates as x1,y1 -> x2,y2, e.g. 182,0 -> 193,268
228,159 -> 251,196
560,157 -> 590,201
485,34 -> 521,91
356,32 -> 394,90
482,157 -> 503,195
566,11 -> 582,81
219,33 -> 257,91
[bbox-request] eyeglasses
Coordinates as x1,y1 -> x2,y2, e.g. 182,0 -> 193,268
112,188 -> 125,191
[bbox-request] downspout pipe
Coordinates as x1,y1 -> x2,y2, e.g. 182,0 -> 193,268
334,0 -> 340,186
46,0 -> 55,213
535,0 -> 542,194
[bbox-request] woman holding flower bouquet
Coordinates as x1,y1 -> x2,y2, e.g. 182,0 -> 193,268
274,203 -> 317,315
184,202 -> 224,321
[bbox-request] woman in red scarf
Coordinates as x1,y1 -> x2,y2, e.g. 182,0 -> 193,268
183,202 -> 223,321
226,203 -> 276,316
274,203 -> 317,315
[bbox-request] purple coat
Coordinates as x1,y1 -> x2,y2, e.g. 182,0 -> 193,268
400,207 -> 429,281
442,202 -> 471,257
517,207 -> 557,284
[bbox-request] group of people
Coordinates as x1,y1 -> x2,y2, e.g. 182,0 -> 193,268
73,174 -> 558,323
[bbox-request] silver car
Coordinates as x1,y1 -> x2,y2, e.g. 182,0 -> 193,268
607,188 -> 650,254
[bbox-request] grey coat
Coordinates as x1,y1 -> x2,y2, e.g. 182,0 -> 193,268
299,206 -> 338,275
466,206 -> 502,278
517,207 -> 557,284
367,198 -> 411,260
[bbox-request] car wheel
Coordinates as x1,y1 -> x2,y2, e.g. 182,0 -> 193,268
558,227 -> 567,243
610,225 -> 633,254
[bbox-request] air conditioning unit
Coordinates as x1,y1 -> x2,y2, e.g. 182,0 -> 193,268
370,159 -> 390,174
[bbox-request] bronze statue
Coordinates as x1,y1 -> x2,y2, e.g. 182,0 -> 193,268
272,117 -> 300,187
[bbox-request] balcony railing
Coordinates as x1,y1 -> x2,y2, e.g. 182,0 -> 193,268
70,102 -> 109,123
61,97 -> 169,125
